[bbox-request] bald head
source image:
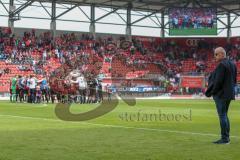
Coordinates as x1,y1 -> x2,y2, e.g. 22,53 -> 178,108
214,47 -> 226,62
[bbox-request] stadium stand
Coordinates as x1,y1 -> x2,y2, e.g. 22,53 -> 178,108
0,26 -> 240,94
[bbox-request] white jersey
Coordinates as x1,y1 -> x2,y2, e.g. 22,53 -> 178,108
76,76 -> 87,89
29,78 -> 36,89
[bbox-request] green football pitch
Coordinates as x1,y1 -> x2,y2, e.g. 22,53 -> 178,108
0,99 -> 239,160
169,28 -> 217,35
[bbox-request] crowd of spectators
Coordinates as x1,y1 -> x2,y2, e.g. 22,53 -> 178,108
0,26 -> 240,95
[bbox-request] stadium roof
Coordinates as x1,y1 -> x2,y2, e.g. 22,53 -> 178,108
2,0 -> 240,37
36,0 -> 240,13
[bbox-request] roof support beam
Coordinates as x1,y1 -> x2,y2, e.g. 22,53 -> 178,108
0,0 -> 9,13
8,0 -> 14,34
56,5 -> 78,19
204,0 -> 240,16
230,15 -> 239,26
131,11 -> 158,25
51,0 -> 56,39
227,11 -> 231,42
135,11 -> 161,27
39,2 -> 51,17
13,0 -> 35,15
126,3 -> 131,39
94,8 -> 119,22
161,10 -> 165,38
98,7 -> 126,23
78,6 -> 90,21
89,4 -> 96,38
217,17 -> 227,27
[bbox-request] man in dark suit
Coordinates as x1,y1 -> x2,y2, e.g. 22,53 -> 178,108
205,47 -> 237,144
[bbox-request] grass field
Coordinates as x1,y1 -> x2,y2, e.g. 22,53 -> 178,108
169,28 -> 217,35
0,99 -> 239,160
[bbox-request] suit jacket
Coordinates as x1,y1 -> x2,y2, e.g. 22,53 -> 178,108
205,73 -> 214,97
205,58 -> 237,100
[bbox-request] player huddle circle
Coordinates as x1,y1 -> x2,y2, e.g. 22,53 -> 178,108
10,69 -> 110,104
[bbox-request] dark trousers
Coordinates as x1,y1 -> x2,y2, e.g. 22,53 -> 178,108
41,89 -> 49,103
19,88 -> 24,102
30,89 -> 36,103
213,96 -> 231,141
79,89 -> 86,104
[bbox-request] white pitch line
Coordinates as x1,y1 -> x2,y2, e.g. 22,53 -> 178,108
0,114 -> 238,139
